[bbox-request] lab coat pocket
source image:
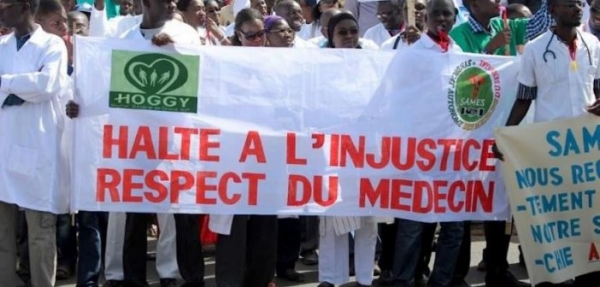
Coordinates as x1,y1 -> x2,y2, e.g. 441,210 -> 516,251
6,145 -> 38,177
538,60 -> 564,84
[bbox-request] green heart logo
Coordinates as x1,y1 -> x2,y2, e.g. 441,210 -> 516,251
124,53 -> 188,95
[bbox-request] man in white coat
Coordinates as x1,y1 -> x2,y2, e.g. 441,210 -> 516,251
0,0 -> 70,285
363,0 -> 403,46
67,0 -> 206,285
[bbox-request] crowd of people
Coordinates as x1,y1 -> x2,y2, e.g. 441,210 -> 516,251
1,0 -> 600,285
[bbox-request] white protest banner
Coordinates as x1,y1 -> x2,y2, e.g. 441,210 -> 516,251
495,115 -> 600,284
72,37 -> 516,221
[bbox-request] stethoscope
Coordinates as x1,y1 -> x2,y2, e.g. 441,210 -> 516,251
543,30 -> 592,66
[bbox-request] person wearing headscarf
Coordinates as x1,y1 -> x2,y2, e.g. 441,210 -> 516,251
322,11 -> 379,49
210,11 -> 278,287
265,15 -> 316,47
318,15 -> 378,285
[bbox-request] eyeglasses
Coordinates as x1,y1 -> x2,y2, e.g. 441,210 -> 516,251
591,6 -> 600,13
269,28 -> 294,34
335,28 -> 358,36
240,29 -> 265,40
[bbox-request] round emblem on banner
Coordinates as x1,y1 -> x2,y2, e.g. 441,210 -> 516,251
448,59 -> 501,130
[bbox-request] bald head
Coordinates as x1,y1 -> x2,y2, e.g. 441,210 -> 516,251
319,7 -> 341,36
68,11 -> 89,35
274,0 -> 304,31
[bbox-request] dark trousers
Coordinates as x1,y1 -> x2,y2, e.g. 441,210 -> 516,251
299,216 -> 319,256
123,213 -> 205,287
276,218 -> 300,275
379,222 -> 397,272
453,221 -> 472,282
417,222 -> 437,279
76,211 -> 108,287
57,214 -> 77,272
483,220 -> 511,282
216,215 -> 277,287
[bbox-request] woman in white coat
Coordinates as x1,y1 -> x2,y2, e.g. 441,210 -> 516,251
316,13 -> 378,287
209,9 -> 279,287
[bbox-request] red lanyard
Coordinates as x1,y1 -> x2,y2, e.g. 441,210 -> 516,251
568,40 -> 577,70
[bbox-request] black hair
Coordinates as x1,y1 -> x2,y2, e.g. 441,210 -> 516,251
230,8 -> 264,46
28,0 -> 40,14
326,10 -> 357,48
204,0 -> 219,7
36,0 -> 63,17
177,0 -> 194,11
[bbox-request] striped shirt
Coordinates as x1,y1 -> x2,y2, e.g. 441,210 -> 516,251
524,0 -> 553,41
466,3 -> 551,41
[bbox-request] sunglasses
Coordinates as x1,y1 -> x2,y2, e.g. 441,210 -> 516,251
335,28 -> 359,36
239,29 -> 265,40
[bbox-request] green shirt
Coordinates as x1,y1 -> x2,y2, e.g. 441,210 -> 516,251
78,0 -> 121,19
449,17 -> 527,56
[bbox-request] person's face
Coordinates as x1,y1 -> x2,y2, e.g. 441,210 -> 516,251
61,0 -> 74,11
133,0 -> 142,14
0,0 -> 29,28
267,19 -> 294,46
319,10 -> 338,36
120,0 -> 133,15
318,0 -> 338,12
38,10 -> 68,37
591,0 -> 600,27
472,0 -> 500,18
145,0 -> 177,20
68,14 -> 88,35
183,0 -> 206,27
237,18 -> 266,46
551,0 -> 583,27
377,1 -> 402,30
402,0 -> 426,29
206,1 -> 220,23
282,2 -> 304,31
299,0 -> 313,22
332,18 -> 358,48
251,0 -> 268,15
425,0 -> 456,35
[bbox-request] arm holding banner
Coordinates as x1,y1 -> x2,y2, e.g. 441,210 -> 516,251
492,42 -> 537,160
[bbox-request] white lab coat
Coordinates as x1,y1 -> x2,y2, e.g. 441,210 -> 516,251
309,35 -> 326,47
89,7 -> 143,37
0,26 -> 70,213
297,22 -> 320,40
363,23 -> 392,46
319,216 -> 377,285
293,36 -> 318,48
518,30 -> 600,122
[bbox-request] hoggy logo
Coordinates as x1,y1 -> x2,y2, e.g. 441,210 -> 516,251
109,51 -> 200,113
448,59 -> 501,130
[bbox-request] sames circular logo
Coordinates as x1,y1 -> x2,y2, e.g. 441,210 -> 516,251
448,59 -> 501,130
124,53 -> 188,95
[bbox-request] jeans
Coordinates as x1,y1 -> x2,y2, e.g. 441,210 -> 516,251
392,219 -> 463,287
76,211 -> 109,287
